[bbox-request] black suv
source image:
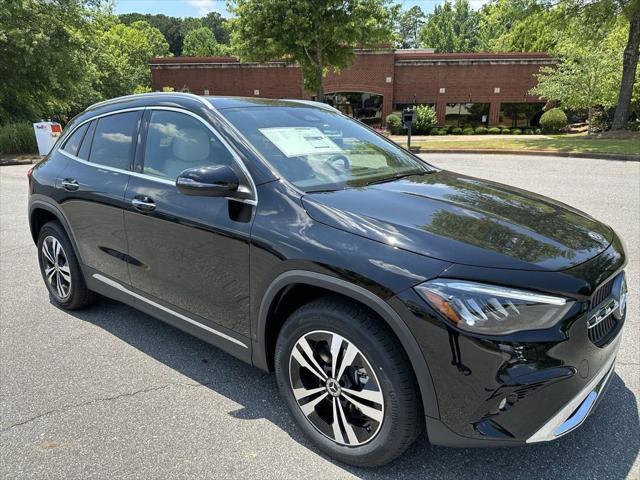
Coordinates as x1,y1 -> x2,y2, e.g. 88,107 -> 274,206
28,93 -> 628,467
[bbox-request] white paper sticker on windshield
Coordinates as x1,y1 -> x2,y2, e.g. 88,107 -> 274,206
259,127 -> 342,157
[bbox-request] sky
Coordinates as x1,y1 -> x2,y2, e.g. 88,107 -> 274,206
113,0 -> 490,19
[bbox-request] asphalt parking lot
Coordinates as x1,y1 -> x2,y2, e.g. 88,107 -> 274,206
1,153 -> 639,479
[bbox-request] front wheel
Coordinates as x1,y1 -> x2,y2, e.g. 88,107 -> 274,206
275,296 -> 423,467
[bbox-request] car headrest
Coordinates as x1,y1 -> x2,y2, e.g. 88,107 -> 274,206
172,128 -> 210,162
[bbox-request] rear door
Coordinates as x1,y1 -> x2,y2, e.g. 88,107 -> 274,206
58,110 -> 142,283
123,107 -> 255,341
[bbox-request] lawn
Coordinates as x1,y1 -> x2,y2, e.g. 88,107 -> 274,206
408,134 -> 640,156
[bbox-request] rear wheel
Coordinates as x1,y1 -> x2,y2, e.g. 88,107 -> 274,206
37,221 -> 95,310
275,296 -> 423,467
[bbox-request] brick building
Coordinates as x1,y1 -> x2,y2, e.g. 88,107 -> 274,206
150,49 -> 554,128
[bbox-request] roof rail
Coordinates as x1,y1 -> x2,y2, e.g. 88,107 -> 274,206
86,92 -> 215,112
280,99 -> 341,114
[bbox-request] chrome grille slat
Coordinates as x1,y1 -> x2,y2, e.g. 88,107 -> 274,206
587,276 -> 619,347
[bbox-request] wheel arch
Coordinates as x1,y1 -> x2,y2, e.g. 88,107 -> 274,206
253,270 -> 439,418
29,200 -> 83,263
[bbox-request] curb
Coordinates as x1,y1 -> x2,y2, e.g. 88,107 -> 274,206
0,156 -> 42,166
412,148 -> 640,162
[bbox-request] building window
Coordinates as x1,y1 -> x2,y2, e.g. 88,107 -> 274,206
385,76 -> 392,83
494,87 -> 501,94
445,103 -> 490,127
439,87 -> 446,94
325,92 -> 384,126
393,103 -> 434,112
499,103 -> 545,128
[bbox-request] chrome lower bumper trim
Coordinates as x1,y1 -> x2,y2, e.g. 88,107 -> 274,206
527,351 -> 617,443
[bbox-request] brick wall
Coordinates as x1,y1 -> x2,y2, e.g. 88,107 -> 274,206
150,51 -> 553,126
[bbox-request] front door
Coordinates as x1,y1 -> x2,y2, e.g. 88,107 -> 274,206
123,108 -> 255,342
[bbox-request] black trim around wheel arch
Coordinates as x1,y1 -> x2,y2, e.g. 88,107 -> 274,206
29,197 -> 84,264
253,270 -> 440,419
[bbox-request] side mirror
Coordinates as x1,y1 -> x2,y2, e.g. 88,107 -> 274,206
176,165 -> 239,197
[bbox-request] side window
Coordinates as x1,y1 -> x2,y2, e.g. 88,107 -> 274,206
77,120 -> 96,160
61,123 -> 89,156
89,112 -> 140,170
143,110 -> 235,180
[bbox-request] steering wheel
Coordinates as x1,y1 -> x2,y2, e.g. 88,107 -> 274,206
324,154 -> 350,175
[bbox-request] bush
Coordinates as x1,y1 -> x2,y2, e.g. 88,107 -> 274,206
474,126 -> 487,135
0,122 -> 38,154
414,105 -> 438,134
487,127 -> 501,134
501,128 -> 512,134
534,128 -> 542,134
385,114 -> 402,134
523,129 -> 534,135
462,127 -> 475,135
451,127 -> 463,134
435,128 -> 448,135
627,121 -> 640,132
539,108 -> 568,133
512,128 -> 522,135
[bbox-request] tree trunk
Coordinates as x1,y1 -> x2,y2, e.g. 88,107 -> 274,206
315,60 -> 323,102
587,106 -> 593,135
612,15 -> 640,130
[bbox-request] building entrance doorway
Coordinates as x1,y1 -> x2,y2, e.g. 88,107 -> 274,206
325,92 -> 383,126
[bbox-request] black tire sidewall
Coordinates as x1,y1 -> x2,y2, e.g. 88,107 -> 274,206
37,221 -> 88,310
275,300 -> 419,466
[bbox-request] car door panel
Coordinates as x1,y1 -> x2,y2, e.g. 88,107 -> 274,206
57,112 -> 141,284
123,108 -> 254,337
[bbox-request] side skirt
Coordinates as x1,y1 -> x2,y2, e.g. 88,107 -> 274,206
84,266 -> 252,364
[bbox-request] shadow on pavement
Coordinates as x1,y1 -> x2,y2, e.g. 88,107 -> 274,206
68,296 -> 640,479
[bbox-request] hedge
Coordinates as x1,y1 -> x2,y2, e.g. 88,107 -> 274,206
462,127 -> 475,135
488,127 -> 501,134
512,128 -> 522,135
0,122 -> 38,154
501,128 -> 512,134
474,126 -> 487,134
385,114 -> 402,134
539,108 -> 567,133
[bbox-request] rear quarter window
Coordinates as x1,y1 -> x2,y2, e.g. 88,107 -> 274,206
61,123 -> 89,156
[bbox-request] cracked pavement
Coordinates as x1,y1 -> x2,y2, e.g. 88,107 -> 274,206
1,154 -> 639,479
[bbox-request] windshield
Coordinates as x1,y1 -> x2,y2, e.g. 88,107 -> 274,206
221,106 -> 430,192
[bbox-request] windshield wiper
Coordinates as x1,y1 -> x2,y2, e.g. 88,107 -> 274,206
365,170 -> 429,186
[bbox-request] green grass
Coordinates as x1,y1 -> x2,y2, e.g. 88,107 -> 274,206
410,134 -> 640,156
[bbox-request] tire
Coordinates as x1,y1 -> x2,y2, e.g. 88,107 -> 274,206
37,221 -> 95,310
275,295 -> 423,467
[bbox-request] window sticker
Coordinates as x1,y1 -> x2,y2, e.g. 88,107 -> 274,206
259,127 -> 343,157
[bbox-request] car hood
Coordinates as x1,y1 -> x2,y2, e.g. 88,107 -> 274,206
301,171 -> 613,271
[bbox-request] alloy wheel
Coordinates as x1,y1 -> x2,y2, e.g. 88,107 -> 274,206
289,330 -> 384,446
42,236 -> 72,299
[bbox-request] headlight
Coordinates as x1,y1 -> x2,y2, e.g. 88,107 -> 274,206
415,279 -> 573,334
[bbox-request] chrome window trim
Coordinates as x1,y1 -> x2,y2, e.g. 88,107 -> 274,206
87,92 -> 213,111
57,105 -> 258,205
92,273 -> 249,349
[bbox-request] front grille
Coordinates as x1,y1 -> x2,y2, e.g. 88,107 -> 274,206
587,276 -> 619,347
588,313 -> 617,347
590,277 -> 614,310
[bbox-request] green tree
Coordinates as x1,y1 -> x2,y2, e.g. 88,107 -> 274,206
119,13 -> 185,56
395,6 -> 426,49
0,0 -> 99,122
611,0 -> 640,129
201,12 -> 231,44
229,0 -> 394,100
530,25 -> 622,133
182,27 -> 226,56
96,20 -> 171,98
420,0 -> 479,52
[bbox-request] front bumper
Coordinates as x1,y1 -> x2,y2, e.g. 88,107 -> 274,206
527,346 -> 617,443
391,263 -> 626,447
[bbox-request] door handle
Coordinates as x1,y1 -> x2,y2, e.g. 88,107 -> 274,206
131,196 -> 156,213
61,179 -> 79,192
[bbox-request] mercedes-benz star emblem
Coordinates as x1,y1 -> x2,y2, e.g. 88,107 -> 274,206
325,378 -> 341,397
